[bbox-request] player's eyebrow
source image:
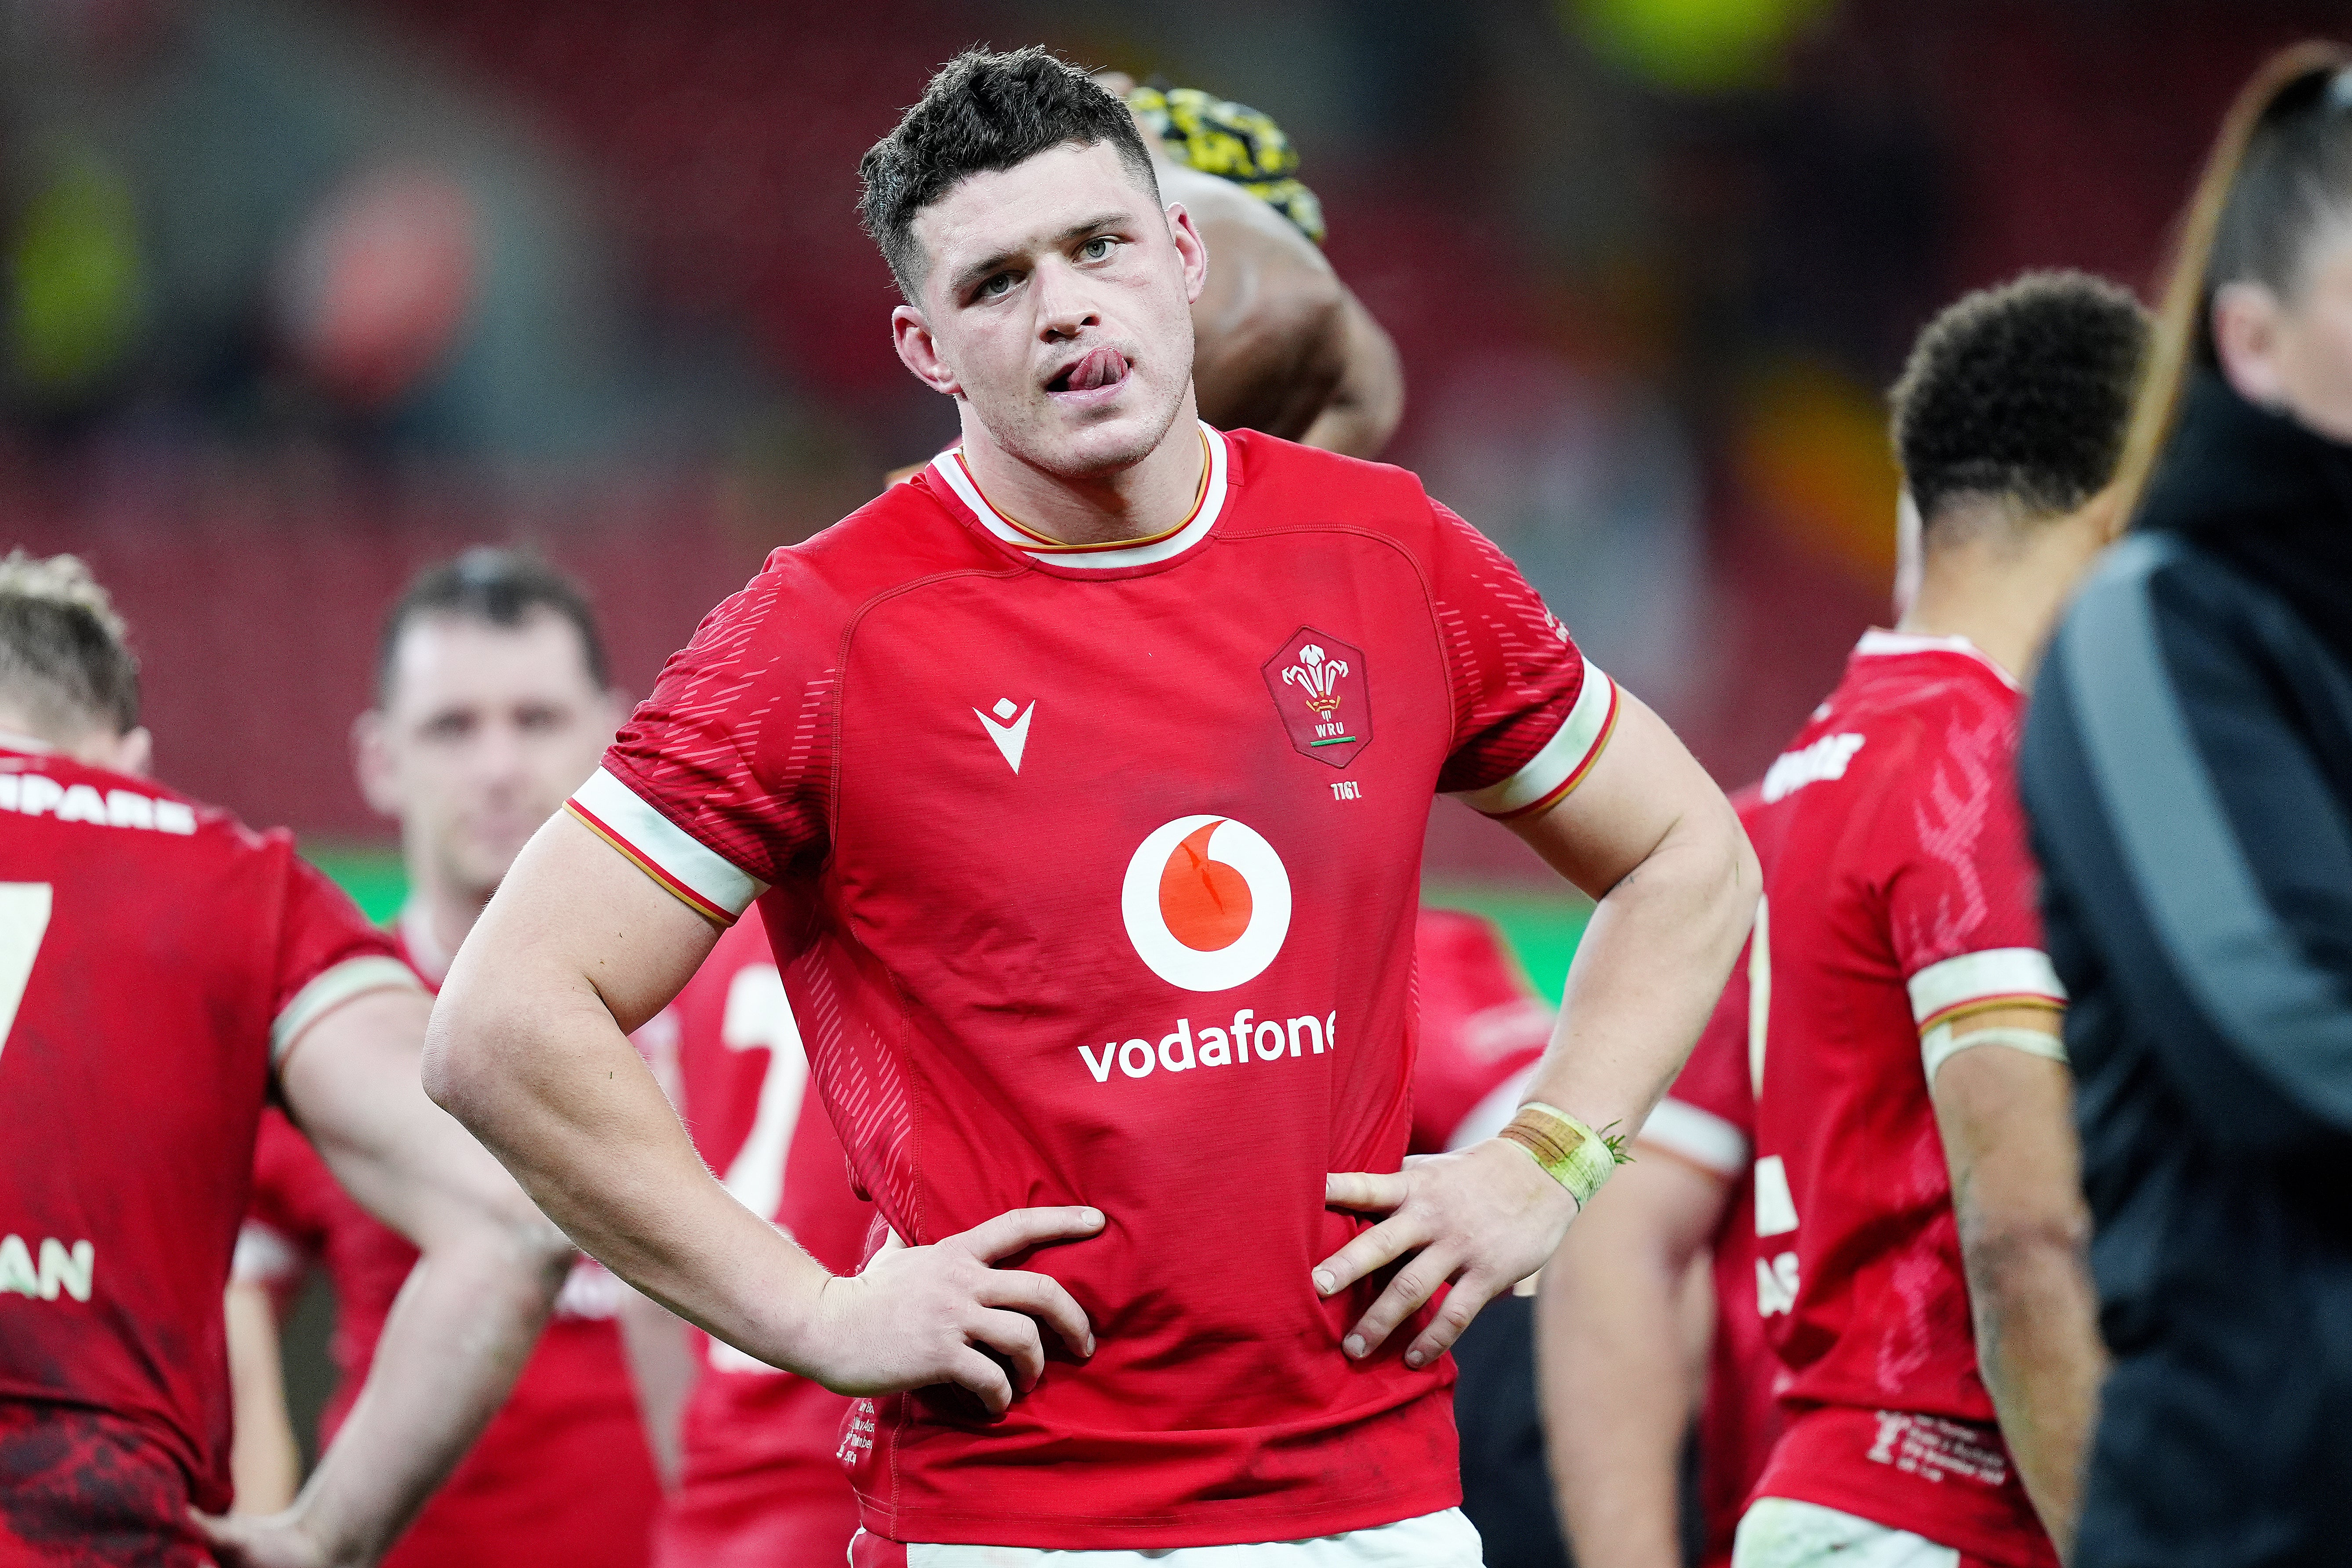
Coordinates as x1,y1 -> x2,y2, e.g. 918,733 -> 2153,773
951,212 -> 1130,298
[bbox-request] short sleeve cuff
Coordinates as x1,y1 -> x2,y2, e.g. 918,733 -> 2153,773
232,1220 -> 301,1285
1637,1096 -> 1749,1177
568,767 -> 768,925
1906,947 -> 2067,1033
272,955 -> 423,1066
1456,667 -> 1620,821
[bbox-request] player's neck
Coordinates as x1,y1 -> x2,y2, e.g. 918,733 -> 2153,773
955,399 -> 1209,548
1897,505 -> 2106,690
398,876 -> 488,986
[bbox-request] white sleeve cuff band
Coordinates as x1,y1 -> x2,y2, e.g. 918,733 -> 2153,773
271,955 -> 423,1066
1637,1096 -> 1750,1177
569,767 -> 768,922
1907,947 -> 2065,1030
1455,668 -> 1618,820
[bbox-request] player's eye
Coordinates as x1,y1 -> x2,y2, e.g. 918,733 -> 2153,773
976,271 -> 1016,300
1078,236 -> 1117,262
515,705 -> 563,733
421,712 -> 474,741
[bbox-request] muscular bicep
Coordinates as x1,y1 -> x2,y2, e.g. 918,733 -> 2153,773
1509,689 -> 1750,900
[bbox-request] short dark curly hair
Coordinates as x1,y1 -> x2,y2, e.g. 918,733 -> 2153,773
1889,271 -> 2151,528
858,47 -> 1160,299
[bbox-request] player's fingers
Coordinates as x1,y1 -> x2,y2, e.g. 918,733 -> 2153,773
1402,1270 -> 1506,1369
968,1306 -> 1049,1391
1311,1211 -> 1427,1297
1342,1246 -> 1460,1360
1324,1170 -> 1409,1212
947,1346 -> 1016,1417
977,1267 -> 1096,1358
953,1205 -> 1105,1263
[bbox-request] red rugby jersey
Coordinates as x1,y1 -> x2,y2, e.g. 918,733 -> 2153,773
1741,633 -> 2064,1568
572,425 -> 1614,1549
654,903 -> 871,1568
237,914 -> 661,1568
0,739 -> 415,1553
1406,909 -> 1555,1154
1633,791 -> 1783,1568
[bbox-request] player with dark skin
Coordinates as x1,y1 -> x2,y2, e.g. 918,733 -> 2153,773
1089,73 -> 1405,458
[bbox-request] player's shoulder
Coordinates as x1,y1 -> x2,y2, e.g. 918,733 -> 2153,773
724,475 -> 1012,634
1219,428 -> 1438,539
1,747 -> 294,867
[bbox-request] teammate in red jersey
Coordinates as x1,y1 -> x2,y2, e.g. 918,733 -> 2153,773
427,49 -> 1754,1563
1546,274 -> 2152,1568
0,552 -> 573,1567
1541,791 -> 1782,1568
227,548 -> 663,1568
1725,275 -> 2147,1568
632,904 -> 1556,1567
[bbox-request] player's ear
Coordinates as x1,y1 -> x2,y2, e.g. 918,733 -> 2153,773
92,725 -> 152,777
352,708 -> 401,818
893,305 -> 961,397
2212,280 -> 2289,409
1166,202 -> 1209,307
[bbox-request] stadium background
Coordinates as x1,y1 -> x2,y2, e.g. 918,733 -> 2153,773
5,0 -> 2338,1463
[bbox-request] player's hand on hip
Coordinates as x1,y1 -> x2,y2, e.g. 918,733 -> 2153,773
806,1205 -> 1103,1417
1316,1141 -> 1577,1368
190,1508 -> 332,1568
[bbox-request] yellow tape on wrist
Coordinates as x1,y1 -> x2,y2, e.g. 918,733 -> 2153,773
1498,1102 -> 1623,1207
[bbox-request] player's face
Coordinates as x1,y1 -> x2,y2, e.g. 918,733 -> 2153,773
2214,221 -> 2352,442
357,612 -> 619,904
895,140 -> 1207,478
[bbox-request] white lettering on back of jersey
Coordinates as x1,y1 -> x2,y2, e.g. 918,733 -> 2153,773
1760,733 -> 1866,804
0,773 -> 194,834
1756,1251 -> 1798,1316
0,1235 -> 93,1302
1753,1154 -> 1800,1237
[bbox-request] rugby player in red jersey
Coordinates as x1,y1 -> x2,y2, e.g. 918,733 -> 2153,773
1722,274 -> 2146,1568
632,905 -> 1556,1567
228,549 -> 662,1568
0,552 -> 573,1567
1545,274 -> 2155,1568
426,49 -> 1755,1564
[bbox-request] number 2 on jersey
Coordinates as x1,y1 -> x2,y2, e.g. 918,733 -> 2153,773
710,963 -> 806,1373
0,883 -> 54,1064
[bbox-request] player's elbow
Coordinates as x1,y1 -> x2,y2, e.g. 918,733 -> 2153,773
1958,1196 -> 2091,1303
419,980 -> 517,1133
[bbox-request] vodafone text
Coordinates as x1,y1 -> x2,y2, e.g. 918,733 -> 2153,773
1079,1009 -> 1339,1084
0,1234 -> 94,1302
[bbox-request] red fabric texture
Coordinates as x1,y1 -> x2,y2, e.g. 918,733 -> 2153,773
1405,910 -> 1553,1154
240,928 -> 660,1568
1741,642 -> 2055,1564
0,744 -> 396,1524
597,430 -> 1589,1548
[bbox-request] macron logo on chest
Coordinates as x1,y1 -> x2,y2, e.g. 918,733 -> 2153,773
974,698 -> 1035,773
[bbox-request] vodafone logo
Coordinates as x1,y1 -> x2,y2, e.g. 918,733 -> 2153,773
1120,815 -> 1292,992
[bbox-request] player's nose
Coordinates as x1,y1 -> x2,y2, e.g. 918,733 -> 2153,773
1033,261 -> 1102,342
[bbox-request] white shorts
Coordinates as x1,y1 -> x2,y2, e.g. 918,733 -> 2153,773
1731,1498 -> 1960,1568
849,1507 -> 1484,1566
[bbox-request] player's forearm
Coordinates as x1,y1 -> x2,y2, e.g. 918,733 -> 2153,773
425,976 -> 835,1372
1537,1231 -> 1697,1568
1521,806 -> 1757,1136
294,1227 -> 566,1564
1964,1220 -> 2105,1562
1299,292 -> 1405,459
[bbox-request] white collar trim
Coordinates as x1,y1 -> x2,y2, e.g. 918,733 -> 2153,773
0,728 -> 54,755
929,422 -> 1229,570
1854,628 -> 2021,691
